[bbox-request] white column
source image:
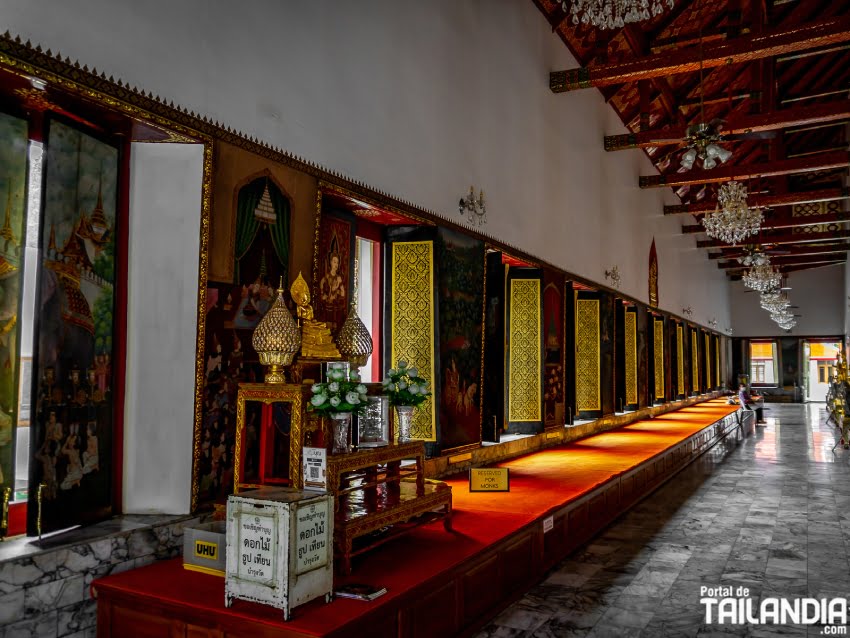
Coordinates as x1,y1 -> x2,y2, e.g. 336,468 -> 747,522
123,142 -> 203,513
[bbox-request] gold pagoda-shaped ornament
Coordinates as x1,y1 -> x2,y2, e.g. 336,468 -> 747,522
335,258 -> 373,367
252,278 -> 301,383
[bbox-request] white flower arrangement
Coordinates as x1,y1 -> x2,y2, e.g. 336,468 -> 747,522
383,360 -> 431,407
308,363 -> 369,416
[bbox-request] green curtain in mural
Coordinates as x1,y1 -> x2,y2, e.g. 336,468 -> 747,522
0,111 -> 28,498
234,177 -> 290,282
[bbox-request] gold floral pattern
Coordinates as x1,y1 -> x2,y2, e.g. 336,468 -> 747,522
625,311 -> 637,406
677,325 -> 685,397
705,333 -> 712,389
576,299 -> 600,412
692,330 -> 700,392
508,279 -> 541,422
654,319 -> 664,400
390,241 -> 435,441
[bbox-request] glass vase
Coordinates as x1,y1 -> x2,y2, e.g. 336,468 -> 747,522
330,412 -> 352,454
395,405 -> 415,443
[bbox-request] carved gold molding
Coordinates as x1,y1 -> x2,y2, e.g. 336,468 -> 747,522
508,279 -> 541,422
654,319 -> 664,400
390,241 -> 436,441
677,324 -> 685,397
625,311 -> 638,406
576,298 -> 600,412
692,329 -> 699,392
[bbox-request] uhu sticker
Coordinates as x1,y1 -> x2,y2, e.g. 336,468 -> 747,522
469,468 -> 510,492
194,540 -> 218,560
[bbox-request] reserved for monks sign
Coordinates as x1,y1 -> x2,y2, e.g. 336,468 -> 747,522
469,467 -> 510,492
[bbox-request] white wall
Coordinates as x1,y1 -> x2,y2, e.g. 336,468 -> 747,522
1,0 -> 730,328
123,143 -> 203,513
730,264 -> 845,338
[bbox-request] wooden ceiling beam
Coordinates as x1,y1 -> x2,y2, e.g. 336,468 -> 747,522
683,211 -> 850,233
640,150 -> 850,188
720,252 -> 848,269
708,240 -> 850,259
605,99 -> 850,151
667,187 -> 850,215
697,227 -> 850,248
550,15 -> 850,92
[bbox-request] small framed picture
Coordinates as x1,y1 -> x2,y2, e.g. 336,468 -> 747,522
356,395 -> 390,448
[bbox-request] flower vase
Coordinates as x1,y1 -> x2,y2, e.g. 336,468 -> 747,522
330,412 -> 352,454
395,405 -> 415,443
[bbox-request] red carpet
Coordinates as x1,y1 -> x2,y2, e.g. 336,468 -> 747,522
93,400 -> 739,636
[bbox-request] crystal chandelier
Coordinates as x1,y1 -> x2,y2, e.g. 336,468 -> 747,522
559,0 -> 675,30
742,258 -> 780,293
760,290 -> 790,314
701,181 -> 762,245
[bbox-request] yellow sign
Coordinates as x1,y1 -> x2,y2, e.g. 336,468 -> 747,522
469,468 -> 510,492
194,540 -> 219,560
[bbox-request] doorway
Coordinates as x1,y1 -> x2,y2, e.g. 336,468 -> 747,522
803,341 -> 840,402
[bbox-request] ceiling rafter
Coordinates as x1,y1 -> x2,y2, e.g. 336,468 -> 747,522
550,14 -> 850,92
640,150 -> 850,188
697,227 -> 850,248
664,186 -> 850,214
682,211 -> 850,233
605,99 -> 850,151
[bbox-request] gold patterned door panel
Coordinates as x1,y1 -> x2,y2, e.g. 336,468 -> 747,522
625,311 -> 637,406
677,325 -> 685,397
390,241 -> 436,441
654,319 -> 664,400
508,279 -> 541,422
691,330 -> 699,392
715,336 -> 721,389
575,298 -> 600,412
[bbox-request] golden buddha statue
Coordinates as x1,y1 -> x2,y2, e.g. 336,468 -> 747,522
289,271 -> 342,359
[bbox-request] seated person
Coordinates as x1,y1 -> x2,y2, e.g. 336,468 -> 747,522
738,384 -> 766,424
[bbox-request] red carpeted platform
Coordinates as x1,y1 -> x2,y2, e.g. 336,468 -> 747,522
93,400 -> 740,637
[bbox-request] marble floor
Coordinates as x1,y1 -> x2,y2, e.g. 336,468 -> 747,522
475,404 -> 850,638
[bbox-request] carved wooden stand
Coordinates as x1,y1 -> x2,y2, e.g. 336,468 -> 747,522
326,441 -> 452,574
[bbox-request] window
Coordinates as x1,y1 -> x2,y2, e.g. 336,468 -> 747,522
750,342 -> 777,385
355,236 -> 381,382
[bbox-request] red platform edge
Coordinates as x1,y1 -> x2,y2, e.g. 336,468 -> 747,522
92,400 -> 742,638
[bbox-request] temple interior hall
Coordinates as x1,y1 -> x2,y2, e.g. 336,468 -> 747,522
0,1 -> 848,637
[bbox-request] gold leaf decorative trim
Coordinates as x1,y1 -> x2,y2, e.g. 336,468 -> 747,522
390,241 -> 436,441
576,298 -> 600,412
508,279 -> 541,422
625,311 -> 637,406
692,330 -> 699,392
677,324 -> 685,397
654,319 -> 664,400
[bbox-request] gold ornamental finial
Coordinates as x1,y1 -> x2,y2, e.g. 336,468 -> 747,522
336,257 -> 373,367
252,277 -> 301,383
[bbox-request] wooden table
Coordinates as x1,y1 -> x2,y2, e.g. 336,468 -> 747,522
327,442 -> 452,574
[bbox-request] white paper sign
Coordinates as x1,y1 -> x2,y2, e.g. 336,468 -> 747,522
237,511 -> 277,585
295,500 -> 330,575
302,447 -> 327,491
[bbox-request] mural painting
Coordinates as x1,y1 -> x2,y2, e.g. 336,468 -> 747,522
28,120 -> 118,534
0,112 -> 27,496
197,175 -> 290,505
437,228 -> 484,450
314,215 -> 352,333
543,275 -> 564,427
